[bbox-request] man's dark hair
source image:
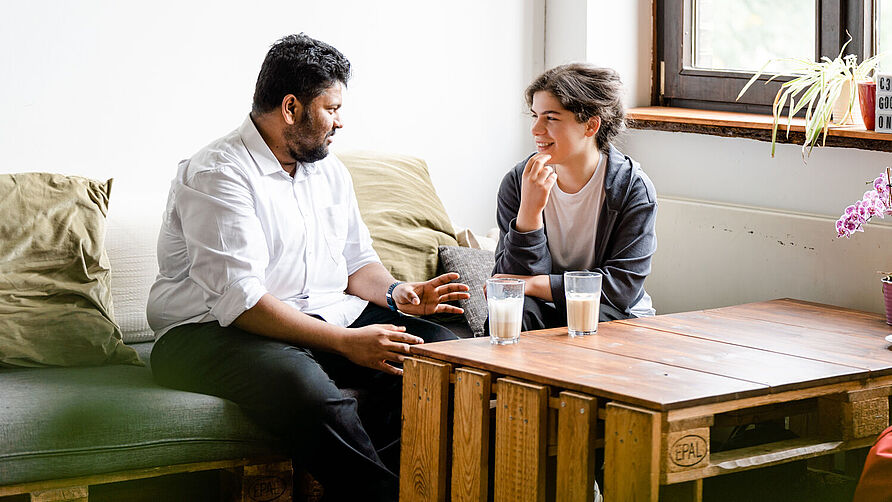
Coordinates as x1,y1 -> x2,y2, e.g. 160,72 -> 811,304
525,63 -> 625,153
252,33 -> 352,115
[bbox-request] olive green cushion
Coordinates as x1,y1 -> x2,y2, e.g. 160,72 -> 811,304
338,151 -> 458,283
0,173 -> 141,367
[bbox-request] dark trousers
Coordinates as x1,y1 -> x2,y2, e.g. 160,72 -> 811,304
150,303 -> 457,502
485,296 -> 631,334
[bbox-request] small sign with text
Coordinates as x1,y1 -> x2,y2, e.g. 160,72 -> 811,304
876,73 -> 892,132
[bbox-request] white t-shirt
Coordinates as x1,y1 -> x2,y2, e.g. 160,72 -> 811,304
544,153 -> 607,272
543,153 -> 655,317
147,115 -> 380,337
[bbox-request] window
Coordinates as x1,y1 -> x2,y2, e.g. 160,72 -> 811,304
657,0 -> 871,113
879,0 -> 892,68
694,0 -> 815,74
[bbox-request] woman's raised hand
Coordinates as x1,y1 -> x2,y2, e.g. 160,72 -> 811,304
516,153 -> 557,232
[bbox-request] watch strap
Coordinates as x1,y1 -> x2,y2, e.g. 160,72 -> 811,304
386,281 -> 404,311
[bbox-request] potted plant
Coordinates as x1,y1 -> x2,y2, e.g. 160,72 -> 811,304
836,168 -> 892,325
737,39 -> 881,159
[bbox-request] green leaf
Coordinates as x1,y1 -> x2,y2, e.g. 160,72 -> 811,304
736,59 -> 774,100
790,84 -> 819,116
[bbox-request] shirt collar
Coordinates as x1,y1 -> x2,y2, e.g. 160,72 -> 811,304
238,115 -> 289,177
238,115 -> 321,180
295,161 -> 319,179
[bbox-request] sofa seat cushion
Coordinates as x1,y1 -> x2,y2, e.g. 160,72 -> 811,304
0,342 -> 282,485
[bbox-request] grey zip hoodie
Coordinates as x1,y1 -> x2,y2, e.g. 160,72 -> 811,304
493,145 -> 657,317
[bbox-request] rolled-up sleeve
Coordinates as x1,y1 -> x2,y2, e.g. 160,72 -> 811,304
177,167 -> 269,326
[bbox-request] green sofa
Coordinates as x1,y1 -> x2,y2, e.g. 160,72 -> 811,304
0,151 -> 487,501
0,194 -> 293,501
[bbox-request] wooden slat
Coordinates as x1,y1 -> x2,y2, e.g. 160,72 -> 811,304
412,336 -> 767,410
556,391 -> 597,502
819,393 -> 890,440
665,435 -> 878,484
713,301 -> 892,342
605,402 -> 660,502
666,378 -> 886,422
494,378 -> 547,502
400,357 -> 451,502
661,418 -> 711,485
715,298 -> 889,332
547,406 -> 559,454
228,460 -> 293,502
621,308 -> 892,375
451,368 -> 492,502
659,480 -> 703,502
524,321 -> 865,392
30,487 -> 88,502
714,399 -> 816,427
664,426 -> 710,476
845,448 -> 870,479
0,457 -> 290,498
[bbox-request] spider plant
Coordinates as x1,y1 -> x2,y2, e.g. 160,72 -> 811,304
737,39 -> 881,159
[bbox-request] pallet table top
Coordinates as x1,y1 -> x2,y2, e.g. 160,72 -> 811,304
410,299 -> 892,411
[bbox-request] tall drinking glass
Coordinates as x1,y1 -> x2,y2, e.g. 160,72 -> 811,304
564,271 -> 602,336
486,278 -> 525,345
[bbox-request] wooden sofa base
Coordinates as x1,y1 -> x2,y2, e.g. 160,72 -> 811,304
0,457 -> 294,502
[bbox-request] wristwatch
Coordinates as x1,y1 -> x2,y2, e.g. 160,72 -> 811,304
386,281 -> 404,312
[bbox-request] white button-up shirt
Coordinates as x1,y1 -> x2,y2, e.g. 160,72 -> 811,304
147,116 -> 380,338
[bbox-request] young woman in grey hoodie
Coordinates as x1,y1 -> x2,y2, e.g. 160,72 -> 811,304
492,63 -> 658,331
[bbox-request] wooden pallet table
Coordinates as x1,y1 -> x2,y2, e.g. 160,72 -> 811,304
399,299 -> 892,502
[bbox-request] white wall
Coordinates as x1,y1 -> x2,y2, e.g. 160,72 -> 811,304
545,0 -> 587,65
622,132 -> 892,315
544,0 -> 652,107
0,0 -> 543,234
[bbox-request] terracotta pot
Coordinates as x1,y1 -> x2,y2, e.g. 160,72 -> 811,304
859,81 -> 877,130
884,279 -> 892,326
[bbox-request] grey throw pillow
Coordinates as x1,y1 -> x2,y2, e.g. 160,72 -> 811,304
437,246 -> 495,337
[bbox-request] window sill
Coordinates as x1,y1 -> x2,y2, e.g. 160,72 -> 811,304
627,107 -> 892,152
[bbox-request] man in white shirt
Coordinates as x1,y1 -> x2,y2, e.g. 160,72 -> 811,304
147,34 -> 468,502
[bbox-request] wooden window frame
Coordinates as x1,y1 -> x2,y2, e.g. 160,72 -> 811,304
656,0 -> 873,114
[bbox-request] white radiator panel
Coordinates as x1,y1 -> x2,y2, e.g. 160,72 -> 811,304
648,197 -> 892,315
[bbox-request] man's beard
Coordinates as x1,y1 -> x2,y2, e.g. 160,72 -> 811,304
286,110 -> 334,164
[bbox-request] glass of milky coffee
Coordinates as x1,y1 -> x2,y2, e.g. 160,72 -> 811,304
564,271 -> 602,336
486,278 -> 525,345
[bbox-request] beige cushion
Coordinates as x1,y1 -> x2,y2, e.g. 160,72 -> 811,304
337,151 -> 458,283
455,226 -> 500,253
0,173 -> 141,367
